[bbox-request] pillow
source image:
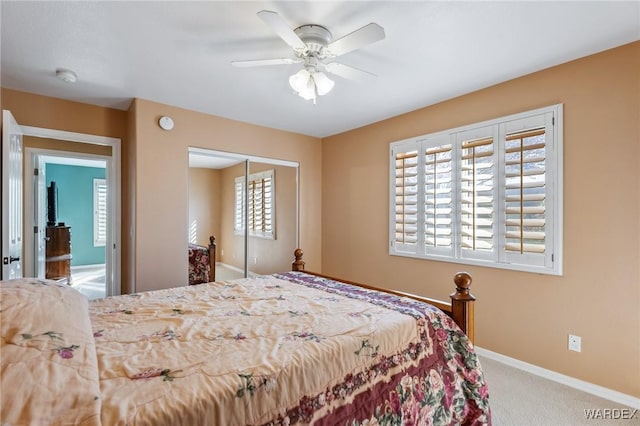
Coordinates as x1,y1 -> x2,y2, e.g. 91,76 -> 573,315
0,278 -> 101,425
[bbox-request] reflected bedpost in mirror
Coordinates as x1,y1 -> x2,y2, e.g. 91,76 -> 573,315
187,148 -> 299,282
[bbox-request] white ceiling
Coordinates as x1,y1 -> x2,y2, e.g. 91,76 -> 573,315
2,1 -> 639,138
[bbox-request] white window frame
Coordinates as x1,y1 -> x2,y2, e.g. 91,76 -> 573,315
235,169 -> 275,240
93,178 -> 107,247
389,104 -> 563,275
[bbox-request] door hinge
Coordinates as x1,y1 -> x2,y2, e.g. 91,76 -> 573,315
551,253 -> 554,262
33,168 -> 39,176
552,117 -> 555,126
34,226 -> 38,234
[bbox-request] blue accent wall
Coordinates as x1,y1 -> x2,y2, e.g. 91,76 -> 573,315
46,164 -> 106,266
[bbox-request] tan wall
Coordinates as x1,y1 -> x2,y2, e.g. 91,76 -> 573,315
123,101 -> 137,294
2,89 -> 127,138
23,136 -> 112,156
321,41 -> 640,397
188,167 -> 222,248
131,98 -> 321,292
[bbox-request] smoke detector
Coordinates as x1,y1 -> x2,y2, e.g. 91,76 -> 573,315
56,68 -> 77,83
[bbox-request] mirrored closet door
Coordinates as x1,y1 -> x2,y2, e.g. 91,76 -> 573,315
188,148 -> 298,281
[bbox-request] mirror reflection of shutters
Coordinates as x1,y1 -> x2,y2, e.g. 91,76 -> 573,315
394,150 -> 418,248
262,175 -> 273,235
505,128 -> 546,254
424,144 -> 453,249
249,175 -> 273,235
234,179 -> 245,232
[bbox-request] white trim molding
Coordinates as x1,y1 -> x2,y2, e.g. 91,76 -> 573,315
20,126 -> 121,297
475,347 -> 640,409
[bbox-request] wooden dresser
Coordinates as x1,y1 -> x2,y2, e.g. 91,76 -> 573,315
46,226 -> 72,284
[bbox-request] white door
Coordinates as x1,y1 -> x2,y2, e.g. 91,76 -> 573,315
34,156 -> 46,278
2,110 -> 24,279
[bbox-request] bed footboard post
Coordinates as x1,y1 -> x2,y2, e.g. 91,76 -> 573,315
292,248 -> 305,271
450,272 -> 475,343
208,236 -> 217,282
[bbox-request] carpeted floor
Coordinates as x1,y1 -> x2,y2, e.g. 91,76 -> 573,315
479,355 -> 639,425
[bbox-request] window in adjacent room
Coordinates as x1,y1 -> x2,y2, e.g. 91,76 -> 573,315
235,169 -> 275,239
93,178 -> 107,247
389,104 -> 562,275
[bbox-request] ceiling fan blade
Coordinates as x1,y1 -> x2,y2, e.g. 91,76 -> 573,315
232,58 -> 302,68
257,10 -> 307,53
324,62 -> 377,81
326,23 -> 385,57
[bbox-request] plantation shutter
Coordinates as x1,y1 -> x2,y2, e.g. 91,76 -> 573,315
93,178 -> 107,247
504,128 -> 546,254
240,170 -> 275,239
390,105 -> 561,275
249,179 -> 258,231
234,177 -> 245,232
459,132 -> 495,259
393,147 -> 419,252
424,144 -> 453,252
262,174 -> 273,236
248,172 -> 274,237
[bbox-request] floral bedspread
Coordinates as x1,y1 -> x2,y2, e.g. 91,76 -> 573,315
1,278 -> 102,426
1,272 -> 490,425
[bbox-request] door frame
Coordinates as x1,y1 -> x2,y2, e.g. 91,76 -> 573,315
25,148 -> 113,293
18,124 -> 121,296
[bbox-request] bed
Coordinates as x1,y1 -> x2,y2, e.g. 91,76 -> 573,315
188,235 -> 217,284
0,248 -> 491,425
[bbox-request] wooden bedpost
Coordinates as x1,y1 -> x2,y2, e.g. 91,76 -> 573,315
450,272 -> 475,343
208,236 -> 217,282
292,248 -> 305,271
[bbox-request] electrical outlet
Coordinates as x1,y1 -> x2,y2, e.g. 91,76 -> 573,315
568,334 -> 581,352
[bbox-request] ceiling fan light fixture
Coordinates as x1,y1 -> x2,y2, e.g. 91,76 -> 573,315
313,71 -> 334,96
289,69 -> 311,93
289,68 -> 334,102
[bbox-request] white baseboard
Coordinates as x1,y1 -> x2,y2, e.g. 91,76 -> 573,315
215,262 -> 243,274
475,347 -> 640,409
216,262 -> 260,278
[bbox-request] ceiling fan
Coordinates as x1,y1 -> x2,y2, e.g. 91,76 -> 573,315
232,10 -> 385,103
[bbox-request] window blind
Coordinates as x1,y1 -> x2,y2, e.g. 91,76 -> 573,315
504,128 -> 546,254
93,178 -> 107,247
234,178 -> 246,232
424,144 -> 453,249
389,104 -> 562,275
460,137 -> 494,253
235,170 -> 275,239
394,150 -> 418,247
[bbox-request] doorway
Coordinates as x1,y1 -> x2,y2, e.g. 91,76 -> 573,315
26,151 -> 108,299
2,109 -> 121,297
